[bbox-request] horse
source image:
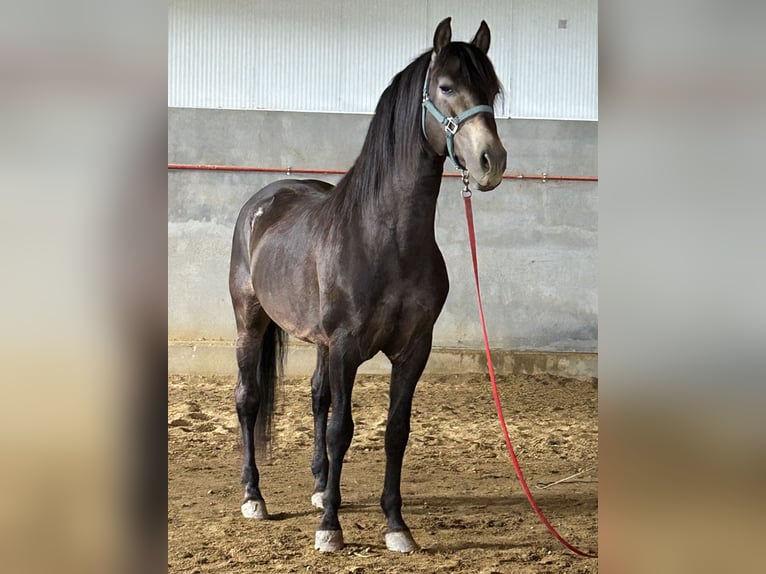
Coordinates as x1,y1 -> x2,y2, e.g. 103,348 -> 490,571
228,17 -> 507,553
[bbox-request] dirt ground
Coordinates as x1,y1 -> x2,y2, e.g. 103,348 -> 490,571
168,371 -> 598,573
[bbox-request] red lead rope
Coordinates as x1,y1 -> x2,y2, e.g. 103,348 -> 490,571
462,195 -> 598,559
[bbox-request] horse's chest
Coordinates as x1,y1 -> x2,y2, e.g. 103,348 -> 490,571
373,277 -> 444,326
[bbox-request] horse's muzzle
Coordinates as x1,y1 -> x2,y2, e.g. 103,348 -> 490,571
475,145 -> 507,191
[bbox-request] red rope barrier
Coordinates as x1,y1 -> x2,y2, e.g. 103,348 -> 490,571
462,195 -> 598,558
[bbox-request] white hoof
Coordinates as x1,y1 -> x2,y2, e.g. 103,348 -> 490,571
385,531 -> 419,553
311,492 -> 324,509
314,530 -> 344,552
241,499 -> 268,520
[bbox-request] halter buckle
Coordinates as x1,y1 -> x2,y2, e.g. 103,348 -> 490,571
444,117 -> 459,135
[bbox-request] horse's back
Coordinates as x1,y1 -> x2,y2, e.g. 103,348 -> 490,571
249,178 -> 333,206
232,178 -> 333,255
236,178 -> 332,225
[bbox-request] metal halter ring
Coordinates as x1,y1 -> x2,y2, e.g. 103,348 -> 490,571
444,117 -> 459,135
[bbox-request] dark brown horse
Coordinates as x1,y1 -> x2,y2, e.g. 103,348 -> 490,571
229,17 -> 506,553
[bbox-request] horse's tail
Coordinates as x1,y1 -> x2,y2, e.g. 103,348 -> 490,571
254,320 -> 288,455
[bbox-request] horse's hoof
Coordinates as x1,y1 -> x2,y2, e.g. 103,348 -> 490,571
385,530 -> 419,553
241,499 -> 268,520
314,530 -> 344,552
311,492 -> 324,509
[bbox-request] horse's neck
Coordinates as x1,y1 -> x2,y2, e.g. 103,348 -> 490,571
368,156 -> 444,247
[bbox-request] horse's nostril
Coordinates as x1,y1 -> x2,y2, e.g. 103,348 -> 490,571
481,152 -> 490,171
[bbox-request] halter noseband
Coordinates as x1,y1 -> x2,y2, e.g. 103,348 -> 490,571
421,64 -> 495,171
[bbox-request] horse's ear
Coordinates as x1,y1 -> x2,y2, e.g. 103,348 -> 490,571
471,20 -> 491,54
433,17 -> 452,55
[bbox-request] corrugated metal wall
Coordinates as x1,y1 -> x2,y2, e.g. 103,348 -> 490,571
511,0 -> 598,119
168,0 -> 597,120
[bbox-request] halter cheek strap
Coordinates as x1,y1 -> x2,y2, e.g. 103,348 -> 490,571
421,66 -> 495,171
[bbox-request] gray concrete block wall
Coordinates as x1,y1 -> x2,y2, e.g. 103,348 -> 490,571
168,107 -> 597,363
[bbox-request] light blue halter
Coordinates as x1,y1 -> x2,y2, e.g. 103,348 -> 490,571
421,64 -> 495,171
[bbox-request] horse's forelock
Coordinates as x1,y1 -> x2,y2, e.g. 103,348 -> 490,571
433,42 -> 502,104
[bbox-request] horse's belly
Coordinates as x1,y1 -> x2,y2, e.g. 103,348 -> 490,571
254,285 -> 325,342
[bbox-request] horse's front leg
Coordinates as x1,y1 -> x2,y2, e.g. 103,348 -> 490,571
314,336 -> 360,552
381,334 -> 432,553
310,344 -> 330,509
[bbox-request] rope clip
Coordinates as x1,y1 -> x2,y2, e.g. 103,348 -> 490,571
461,170 -> 472,198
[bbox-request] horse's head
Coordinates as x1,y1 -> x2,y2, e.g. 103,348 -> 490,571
422,18 -> 507,191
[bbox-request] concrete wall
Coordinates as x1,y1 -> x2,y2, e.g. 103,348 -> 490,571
168,108 -> 597,376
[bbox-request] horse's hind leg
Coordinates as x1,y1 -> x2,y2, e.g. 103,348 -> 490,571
314,336 -> 361,552
310,344 -> 330,509
381,334 -> 433,553
234,308 -> 271,520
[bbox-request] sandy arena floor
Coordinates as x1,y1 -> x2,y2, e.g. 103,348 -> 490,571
168,372 -> 598,573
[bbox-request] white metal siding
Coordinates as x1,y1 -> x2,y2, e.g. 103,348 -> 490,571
168,0 -> 597,120
511,0 -> 598,120
339,1 -> 428,113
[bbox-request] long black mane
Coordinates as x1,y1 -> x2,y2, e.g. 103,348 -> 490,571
327,42 -> 502,221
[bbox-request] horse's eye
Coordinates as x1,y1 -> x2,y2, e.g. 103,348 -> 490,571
439,85 -> 454,95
